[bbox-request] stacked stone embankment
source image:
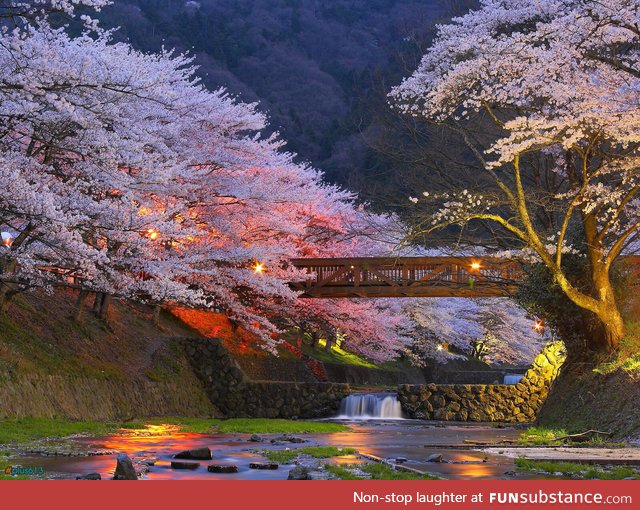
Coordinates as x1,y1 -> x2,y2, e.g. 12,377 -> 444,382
397,342 -> 565,423
180,338 -> 349,418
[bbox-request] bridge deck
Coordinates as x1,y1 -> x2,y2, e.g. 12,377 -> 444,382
290,257 -> 525,298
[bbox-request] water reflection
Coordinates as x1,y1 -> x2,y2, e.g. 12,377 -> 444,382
321,421 -> 519,479
10,421 -> 523,480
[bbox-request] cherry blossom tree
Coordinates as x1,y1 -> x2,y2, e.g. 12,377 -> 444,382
390,0 -> 640,352
0,2 -> 415,359
406,297 -> 547,365
0,0 -> 556,364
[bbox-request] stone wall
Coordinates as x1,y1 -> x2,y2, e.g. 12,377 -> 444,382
180,338 -> 350,418
0,373 -> 216,421
234,354 -> 317,382
322,362 -> 426,386
397,342 -> 566,423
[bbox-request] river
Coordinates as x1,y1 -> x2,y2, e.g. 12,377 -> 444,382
7,420 -> 526,480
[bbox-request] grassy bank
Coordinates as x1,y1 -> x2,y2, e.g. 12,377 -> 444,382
517,427 -> 621,446
262,446 -> 356,463
326,463 -> 440,480
515,458 -> 640,480
0,417 -> 348,445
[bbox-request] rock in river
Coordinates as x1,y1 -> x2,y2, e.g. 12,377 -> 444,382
113,454 -> 138,480
287,466 -> 310,480
249,462 -> 279,470
208,465 -> 239,473
174,447 -> 212,460
76,472 -> 101,480
171,461 -> 200,470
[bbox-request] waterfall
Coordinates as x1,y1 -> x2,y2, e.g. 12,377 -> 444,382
503,374 -> 524,385
337,393 -> 404,419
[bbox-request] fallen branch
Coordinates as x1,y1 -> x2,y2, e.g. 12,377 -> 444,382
552,430 -> 611,443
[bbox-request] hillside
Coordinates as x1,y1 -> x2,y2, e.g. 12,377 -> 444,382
93,0 -> 477,202
0,290 -> 424,419
0,290 -> 217,420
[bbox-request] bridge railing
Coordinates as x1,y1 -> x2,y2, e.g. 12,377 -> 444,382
290,257 -> 525,298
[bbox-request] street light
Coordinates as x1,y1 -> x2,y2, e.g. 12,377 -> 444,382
253,262 -> 265,274
1,231 -> 13,247
533,320 -> 544,333
470,261 -> 481,271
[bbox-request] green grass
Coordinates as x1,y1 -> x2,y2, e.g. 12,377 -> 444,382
209,419 -> 348,435
262,446 -> 357,463
324,464 -> 362,480
326,463 -> 440,480
295,338 -> 379,368
0,417 -> 348,444
363,462 -> 440,480
593,322 -> 640,376
0,418 -> 130,444
515,458 -> 640,480
518,427 -> 617,446
518,427 -> 568,445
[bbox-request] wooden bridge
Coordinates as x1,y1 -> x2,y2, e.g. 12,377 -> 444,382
290,257 -> 525,298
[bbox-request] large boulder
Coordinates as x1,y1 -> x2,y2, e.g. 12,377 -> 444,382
174,447 -> 212,460
113,454 -> 137,480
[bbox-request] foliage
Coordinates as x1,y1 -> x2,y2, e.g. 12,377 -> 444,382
517,427 -> 569,446
0,0 -> 415,361
593,322 -> 640,375
262,446 -> 357,463
391,0 -> 640,351
406,297 -> 546,364
515,458 -> 640,480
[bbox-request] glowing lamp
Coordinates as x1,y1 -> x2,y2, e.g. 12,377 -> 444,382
253,262 -> 265,274
533,320 -> 544,333
436,344 -> 444,352
147,229 -> 159,240
1,231 -> 13,247
470,261 -> 481,271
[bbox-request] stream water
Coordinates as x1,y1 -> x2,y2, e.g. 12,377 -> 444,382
337,393 -> 404,419
8,420 -> 526,480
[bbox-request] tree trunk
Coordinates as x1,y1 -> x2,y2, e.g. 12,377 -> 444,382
98,294 -> 112,320
592,266 -> 625,352
0,258 -> 18,313
92,292 -> 112,320
324,336 -> 334,352
93,292 -> 103,314
152,305 -> 161,326
73,289 -> 89,322
311,331 -> 321,350
594,302 -> 625,352
0,287 -> 12,313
